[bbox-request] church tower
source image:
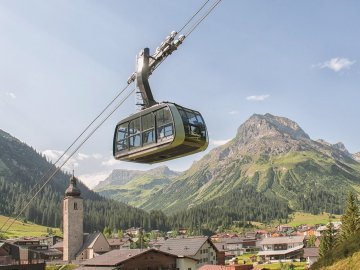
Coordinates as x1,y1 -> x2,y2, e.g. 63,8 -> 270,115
63,174 -> 83,261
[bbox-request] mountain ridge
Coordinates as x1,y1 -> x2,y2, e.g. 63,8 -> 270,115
0,129 -> 168,232
138,113 -> 360,214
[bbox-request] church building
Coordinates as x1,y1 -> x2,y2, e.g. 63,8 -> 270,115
62,174 -> 110,262
63,174 -> 84,261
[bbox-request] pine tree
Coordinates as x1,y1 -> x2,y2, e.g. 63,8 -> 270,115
319,221 -> 336,260
339,191 -> 360,242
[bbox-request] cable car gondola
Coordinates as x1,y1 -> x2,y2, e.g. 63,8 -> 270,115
113,34 -> 208,164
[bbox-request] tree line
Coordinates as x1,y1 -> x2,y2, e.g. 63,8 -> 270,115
312,191 -> 360,269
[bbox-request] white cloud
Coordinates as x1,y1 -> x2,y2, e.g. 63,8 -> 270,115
101,157 -> 118,167
42,149 -> 80,172
5,92 -> 16,99
246,94 -> 270,101
77,153 -> 90,160
210,139 -> 231,147
78,171 -> 110,189
228,110 -> 239,115
317,57 -> 355,72
92,153 -> 103,159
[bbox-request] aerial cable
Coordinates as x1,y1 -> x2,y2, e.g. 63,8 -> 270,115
184,0 -> 223,37
2,87 -> 136,234
0,83 -> 132,232
177,0 -> 212,34
142,0 -> 222,75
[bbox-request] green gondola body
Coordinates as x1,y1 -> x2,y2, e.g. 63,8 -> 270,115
113,102 -> 208,164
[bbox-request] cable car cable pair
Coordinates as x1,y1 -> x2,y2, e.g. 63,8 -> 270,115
113,0 -> 223,163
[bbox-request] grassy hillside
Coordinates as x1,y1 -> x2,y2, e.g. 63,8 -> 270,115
96,174 -> 174,207
288,212 -> 341,227
0,215 -> 61,238
319,251 -> 360,270
144,151 -> 360,214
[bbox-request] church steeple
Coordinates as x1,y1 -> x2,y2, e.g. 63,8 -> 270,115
63,173 -> 83,261
65,173 -> 81,197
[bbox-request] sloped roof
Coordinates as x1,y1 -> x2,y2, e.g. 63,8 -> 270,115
260,235 -> 305,245
159,236 -> 216,257
82,248 -> 187,266
258,245 -> 303,256
76,232 -> 108,257
51,241 -> 63,249
303,247 -> 319,258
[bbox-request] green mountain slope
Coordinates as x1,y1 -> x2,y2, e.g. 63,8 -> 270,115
0,129 -> 168,232
94,166 -> 179,207
142,114 -> 360,215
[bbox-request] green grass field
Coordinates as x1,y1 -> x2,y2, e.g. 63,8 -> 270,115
288,212 -> 341,227
253,262 -> 307,270
46,265 -> 77,270
0,215 -> 61,239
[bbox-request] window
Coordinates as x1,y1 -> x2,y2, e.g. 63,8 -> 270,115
142,113 -> 155,145
156,107 -> 173,141
116,122 -> 129,151
129,118 -> 141,149
177,107 -> 206,138
74,202 -> 78,210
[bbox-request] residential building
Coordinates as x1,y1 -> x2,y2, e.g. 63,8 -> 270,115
258,235 -> 305,261
77,248 -> 194,270
159,236 -> 222,268
76,232 -> 111,260
216,237 -> 258,256
0,241 -> 45,269
303,247 -> 319,267
276,225 -> 293,233
107,237 -> 132,250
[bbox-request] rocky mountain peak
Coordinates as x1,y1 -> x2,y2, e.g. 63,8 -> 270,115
235,113 -> 310,146
332,142 -> 349,154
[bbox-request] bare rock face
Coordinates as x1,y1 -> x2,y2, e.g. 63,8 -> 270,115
353,152 -> 360,162
229,113 -> 311,156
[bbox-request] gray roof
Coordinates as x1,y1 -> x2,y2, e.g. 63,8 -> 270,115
220,237 -> 256,244
51,241 -> 63,249
76,232 -> 107,257
82,248 -> 182,266
258,245 -> 303,256
213,242 -> 226,252
260,235 -> 305,245
159,236 -> 215,257
303,247 -> 319,258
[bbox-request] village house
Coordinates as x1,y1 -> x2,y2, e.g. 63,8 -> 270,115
303,247 -> 319,267
258,235 -> 305,262
315,221 -> 342,237
75,232 -> 111,260
107,237 -> 132,250
5,238 -> 62,261
215,237 -> 258,256
159,236 -> 224,268
77,248 -> 196,270
0,241 -> 45,270
276,225 -> 293,233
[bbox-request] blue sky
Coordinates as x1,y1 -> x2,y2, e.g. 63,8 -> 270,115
1,1 -> 359,188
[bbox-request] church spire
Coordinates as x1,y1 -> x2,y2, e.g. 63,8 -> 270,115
65,174 -> 81,197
